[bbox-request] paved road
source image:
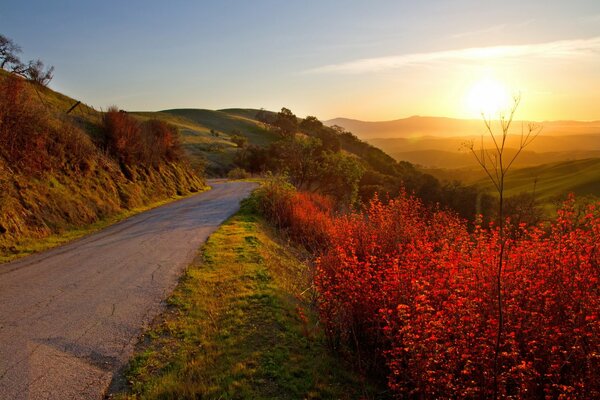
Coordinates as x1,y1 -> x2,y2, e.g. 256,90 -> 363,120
0,181 -> 256,400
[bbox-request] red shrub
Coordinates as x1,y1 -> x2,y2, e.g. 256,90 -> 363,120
142,119 -> 182,164
313,193 -> 599,398
257,180 -> 599,398
102,107 -> 144,165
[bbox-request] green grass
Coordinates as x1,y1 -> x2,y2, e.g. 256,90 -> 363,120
476,158 -> 600,202
112,200 -> 382,399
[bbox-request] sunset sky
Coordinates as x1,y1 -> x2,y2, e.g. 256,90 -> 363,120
2,0 -> 599,121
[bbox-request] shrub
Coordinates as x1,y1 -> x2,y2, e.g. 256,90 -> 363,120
227,167 -> 250,180
255,175 -> 334,252
102,110 -> 183,167
142,119 -> 182,164
102,107 -> 144,165
317,194 -> 599,398
256,184 -> 600,398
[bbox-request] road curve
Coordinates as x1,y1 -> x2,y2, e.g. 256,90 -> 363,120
0,180 -> 257,400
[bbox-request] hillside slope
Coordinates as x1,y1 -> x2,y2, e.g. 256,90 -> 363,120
132,108 -> 277,175
0,72 -> 204,260
476,158 -> 600,202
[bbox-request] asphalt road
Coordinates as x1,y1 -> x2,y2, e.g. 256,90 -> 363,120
0,180 -> 257,400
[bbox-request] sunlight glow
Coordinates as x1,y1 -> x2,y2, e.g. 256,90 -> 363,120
466,78 -> 512,117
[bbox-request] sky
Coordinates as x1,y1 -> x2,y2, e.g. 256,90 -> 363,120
2,0 -> 600,121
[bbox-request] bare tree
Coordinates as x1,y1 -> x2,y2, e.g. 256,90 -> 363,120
1,34 -> 54,86
466,95 -> 541,399
23,59 -> 54,86
0,34 -> 22,69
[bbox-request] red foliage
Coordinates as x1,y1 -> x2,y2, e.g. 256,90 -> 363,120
102,109 -> 183,166
263,187 -> 600,398
257,179 -> 334,252
0,75 -> 95,174
102,107 -> 145,165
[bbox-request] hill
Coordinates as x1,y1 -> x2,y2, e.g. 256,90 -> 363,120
476,158 -> 600,202
0,71 -> 204,260
131,108 -> 277,176
325,115 -> 600,140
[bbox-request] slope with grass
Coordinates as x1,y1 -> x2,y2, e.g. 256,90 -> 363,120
0,72 -> 205,261
476,157 -> 600,202
132,108 -> 278,176
111,199 -> 382,399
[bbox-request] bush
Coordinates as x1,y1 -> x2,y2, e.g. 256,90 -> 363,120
142,119 -> 183,164
317,194 -> 599,398
256,183 -> 600,398
227,167 -> 250,180
102,110 -> 183,167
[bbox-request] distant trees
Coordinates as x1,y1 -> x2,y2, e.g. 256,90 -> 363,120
255,108 -> 274,127
0,34 -> 54,86
240,107 -> 495,214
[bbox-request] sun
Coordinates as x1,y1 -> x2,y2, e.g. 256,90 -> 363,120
466,78 -> 511,118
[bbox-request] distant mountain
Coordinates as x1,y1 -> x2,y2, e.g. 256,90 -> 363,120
325,116 -> 600,140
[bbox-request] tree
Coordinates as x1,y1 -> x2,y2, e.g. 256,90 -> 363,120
255,108 -> 274,126
230,130 -> 248,148
466,95 -> 541,400
0,34 -> 54,86
273,107 -> 298,138
23,59 -> 54,86
299,115 -> 323,132
0,34 -> 21,69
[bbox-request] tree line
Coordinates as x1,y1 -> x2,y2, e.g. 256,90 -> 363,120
238,107 -> 495,220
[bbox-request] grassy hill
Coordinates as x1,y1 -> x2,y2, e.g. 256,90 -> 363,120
477,158 -> 600,202
132,108 -> 277,175
0,72 -> 204,261
424,158 -> 600,212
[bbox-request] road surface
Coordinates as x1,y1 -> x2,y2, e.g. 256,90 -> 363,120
0,180 -> 256,400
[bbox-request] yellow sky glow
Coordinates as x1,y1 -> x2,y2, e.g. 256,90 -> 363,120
307,37 -> 600,121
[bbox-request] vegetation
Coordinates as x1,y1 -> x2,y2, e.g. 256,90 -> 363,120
258,179 -> 599,399
231,108 -> 495,218
113,200 -> 381,399
0,71 -> 204,260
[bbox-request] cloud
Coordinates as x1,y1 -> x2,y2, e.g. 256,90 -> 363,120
305,36 -> 600,74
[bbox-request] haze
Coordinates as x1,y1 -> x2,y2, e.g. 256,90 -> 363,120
2,0 -> 600,122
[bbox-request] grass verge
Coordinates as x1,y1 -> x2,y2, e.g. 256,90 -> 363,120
111,199 -> 381,399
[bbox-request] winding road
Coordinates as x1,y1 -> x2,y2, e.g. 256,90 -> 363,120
0,180 -> 256,400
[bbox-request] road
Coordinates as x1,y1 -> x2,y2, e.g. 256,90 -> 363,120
0,180 -> 257,400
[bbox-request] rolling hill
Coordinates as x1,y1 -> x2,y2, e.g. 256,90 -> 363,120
131,108 -> 277,175
325,116 -> 600,140
476,158 -> 600,202
326,115 -> 600,169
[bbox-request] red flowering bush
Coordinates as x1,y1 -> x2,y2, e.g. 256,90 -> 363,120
256,176 -> 334,252
259,186 -> 600,398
